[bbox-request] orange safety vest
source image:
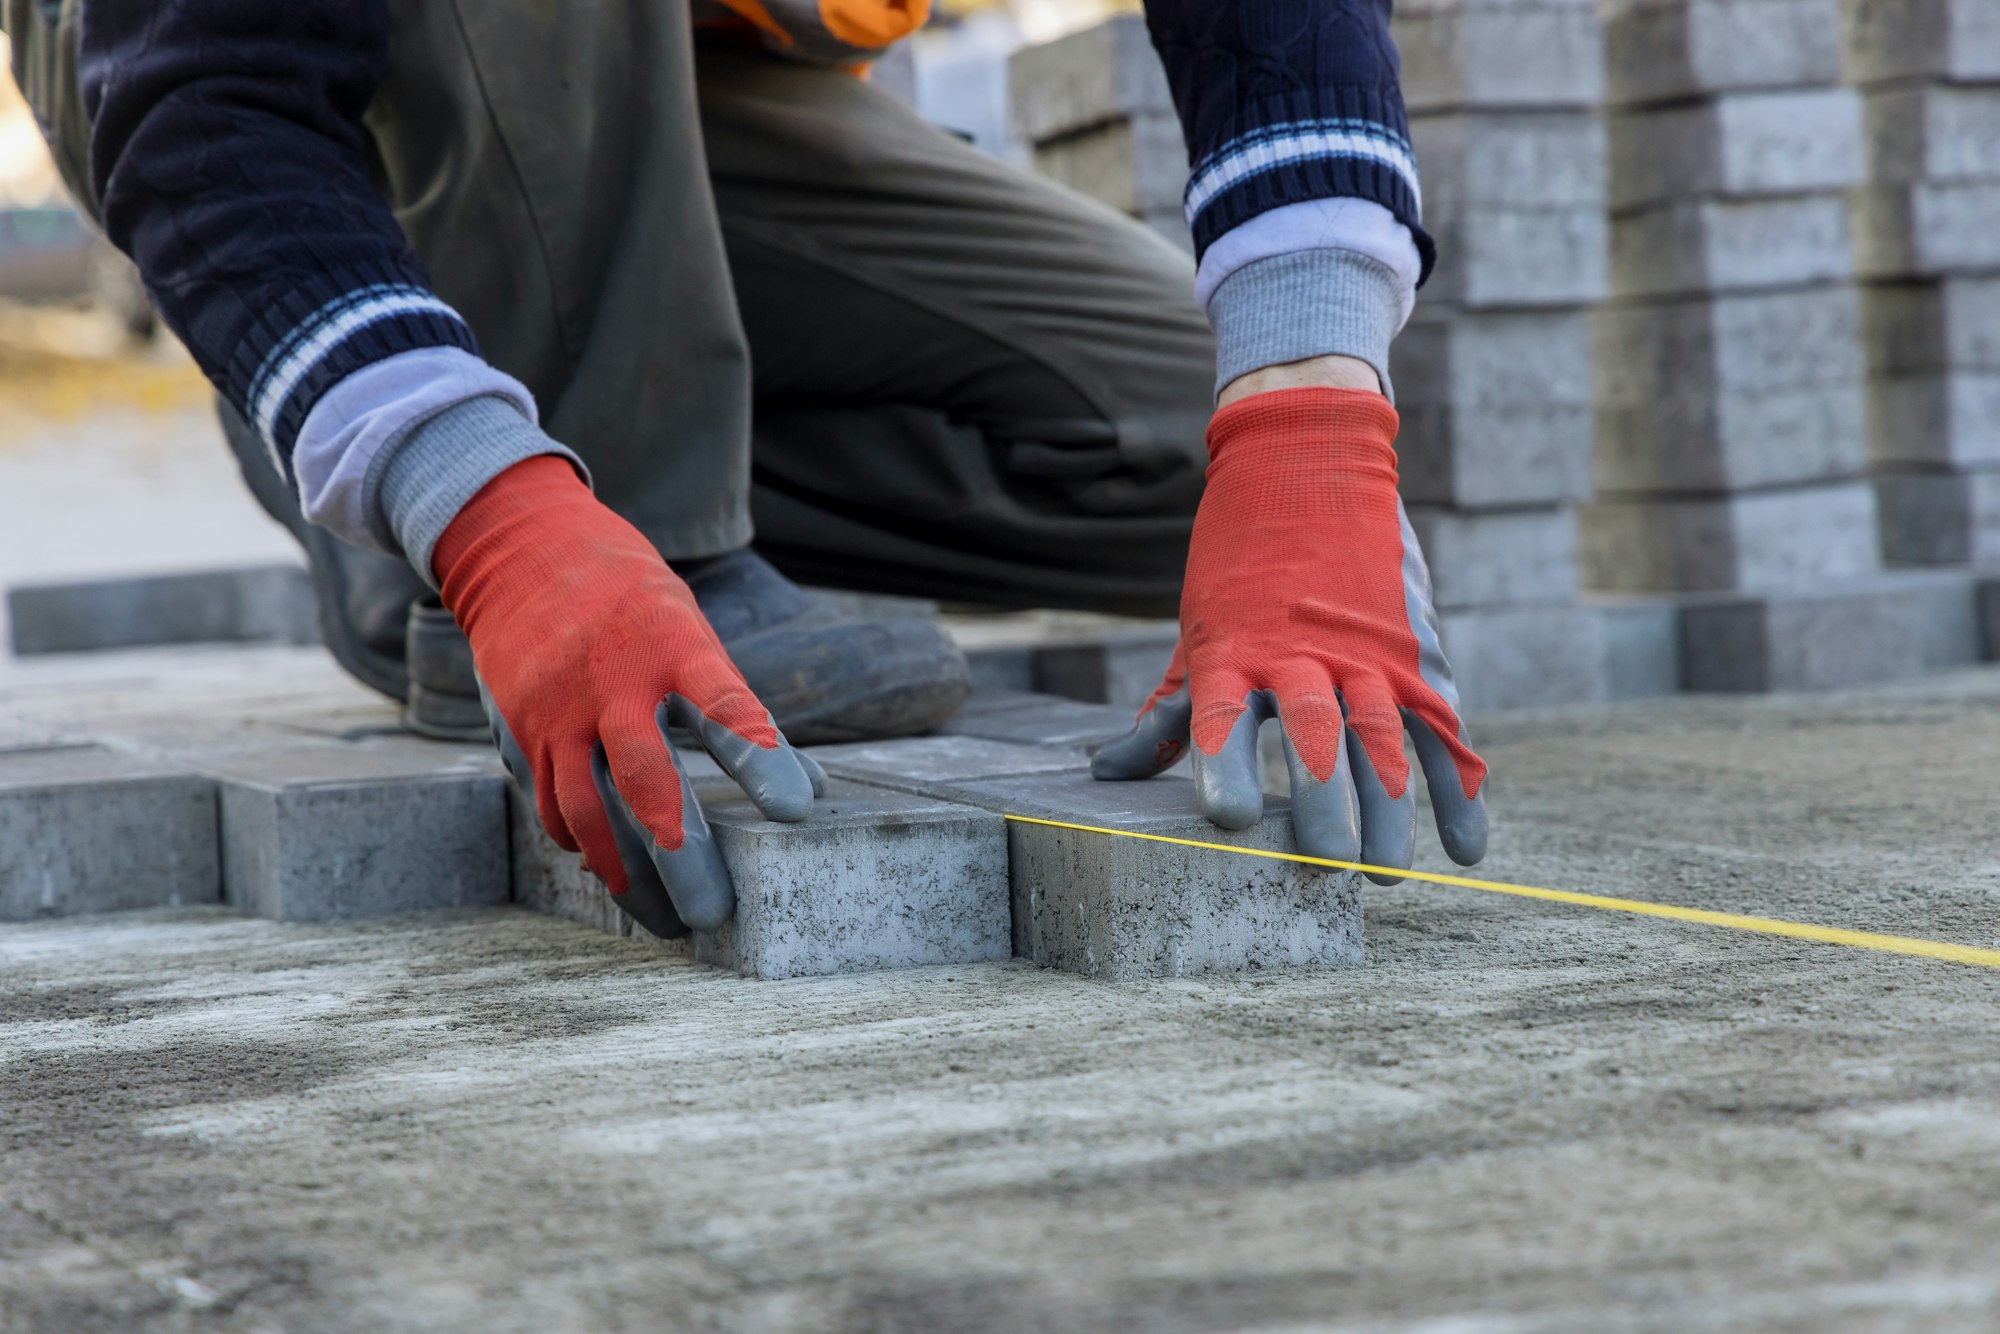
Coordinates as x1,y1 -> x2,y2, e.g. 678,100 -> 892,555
692,0 -> 930,67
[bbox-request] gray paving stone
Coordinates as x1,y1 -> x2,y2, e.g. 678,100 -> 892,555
693,781 -> 1010,980
511,778 -> 1011,979
1423,204 -> 1609,308
1391,307 -> 1595,509
1407,506 -> 1580,609
1409,113 -> 1607,308
1008,14 -> 1175,143
1593,288 -> 1868,491
1394,0 -> 1604,112
931,770 -> 1361,980
1875,468 -> 2000,567
938,691 -> 1136,747
1412,111 -> 1608,212
0,746 -> 219,920
1680,570 -> 1980,692
1604,0 -> 1843,107
1860,277 -> 2000,375
1029,113 -> 1187,216
192,739 -> 510,922
806,734 -> 1086,797
1863,371 -> 2000,470
1586,596 -> 1686,699
1580,481 -> 1882,594
1852,181 -> 2000,279
1032,624 -> 1179,711
1437,603 -> 1610,711
960,644 -> 1037,693
7,564 -> 316,656
1610,195 -> 1853,298
1860,85 -> 2000,186
1608,88 -> 1863,210
1979,576 -> 2000,659
950,622 -> 1179,711
1841,0 -> 2000,86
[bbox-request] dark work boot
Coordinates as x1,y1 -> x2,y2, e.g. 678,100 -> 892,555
677,548 -> 971,744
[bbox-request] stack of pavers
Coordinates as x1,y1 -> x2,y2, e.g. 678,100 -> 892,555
1583,0 -> 1980,691
1844,0 -> 2000,640
1006,15 -> 1190,255
1388,0 -> 1626,707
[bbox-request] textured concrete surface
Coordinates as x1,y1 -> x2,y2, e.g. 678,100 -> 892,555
1876,469 -> 2000,567
1604,0 -> 1842,107
692,781 -> 1010,979
1006,13 -> 1173,143
1391,307 -> 1595,509
7,565 -> 316,657
0,746 -> 218,920
10,668 -> 2000,1329
1438,603 -> 1610,711
808,734 -> 1089,795
1610,195 -> 1854,298
1393,0 -> 1603,113
1677,571 -> 1980,692
1411,111 -> 1609,310
1842,0 -> 2000,86
1029,115 -> 1187,216
1407,506 -> 1581,610
515,777 -> 1011,980
1852,181 -> 2000,281
932,771 -> 1362,980
1592,287 -> 1869,493
1607,88 -> 1863,211
937,691 -> 1135,748
1581,480 -> 1881,595
201,743 -> 508,923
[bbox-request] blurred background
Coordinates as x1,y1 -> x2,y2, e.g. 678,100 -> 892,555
4,0 -> 1997,709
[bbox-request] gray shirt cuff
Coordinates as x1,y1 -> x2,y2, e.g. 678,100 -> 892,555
370,395 -> 587,586
1207,248 -> 1406,402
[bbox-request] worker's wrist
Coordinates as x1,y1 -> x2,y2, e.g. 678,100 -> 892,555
372,396 -> 589,587
1205,245 -> 1408,403
1216,354 -> 1383,408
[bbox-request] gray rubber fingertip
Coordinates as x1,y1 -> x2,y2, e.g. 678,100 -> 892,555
796,749 -> 829,798
589,749 -> 691,940
649,766 -> 735,931
1091,691 -> 1193,782
1346,729 -> 1415,886
744,751 -> 814,823
1436,798 -> 1490,867
1194,707 -> 1265,830
1276,709 -> 1361,870
1091,734 -> 1160,781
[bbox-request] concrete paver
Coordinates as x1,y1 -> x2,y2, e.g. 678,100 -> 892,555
0,745 -> 218,920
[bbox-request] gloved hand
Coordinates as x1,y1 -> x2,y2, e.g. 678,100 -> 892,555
434,456 -> 822,935
1092,388 -> 1488,882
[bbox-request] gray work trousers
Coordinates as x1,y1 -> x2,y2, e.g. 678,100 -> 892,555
12,2 -> 1216,616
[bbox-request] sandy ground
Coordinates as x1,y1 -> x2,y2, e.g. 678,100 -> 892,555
5,662 -> 2000,1332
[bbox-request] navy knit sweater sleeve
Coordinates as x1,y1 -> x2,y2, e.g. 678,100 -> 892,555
1144,0 -> 1432,280
78,0 -> 479,468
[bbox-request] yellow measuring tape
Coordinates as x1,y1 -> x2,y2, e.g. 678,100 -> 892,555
1002,814 -> 2000,971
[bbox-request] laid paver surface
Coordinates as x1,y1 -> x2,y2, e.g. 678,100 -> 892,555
5,648 -> 2000,1329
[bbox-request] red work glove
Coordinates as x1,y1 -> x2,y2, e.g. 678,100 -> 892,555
1092,388 -> 1489,881
435,456 -> 820,934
